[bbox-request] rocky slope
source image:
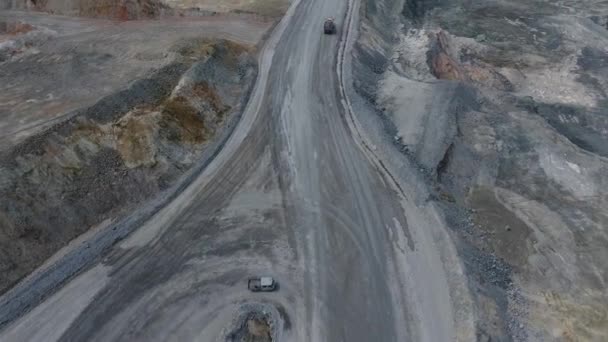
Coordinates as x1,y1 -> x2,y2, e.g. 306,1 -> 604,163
352,0 -> 608,340
0,38 -> 256,294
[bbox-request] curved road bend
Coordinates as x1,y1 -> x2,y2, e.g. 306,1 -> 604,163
0,0 -> 471,341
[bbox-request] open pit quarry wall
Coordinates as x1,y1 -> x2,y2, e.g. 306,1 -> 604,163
352,0 -> 608,340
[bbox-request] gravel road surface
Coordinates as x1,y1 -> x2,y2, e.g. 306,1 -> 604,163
0,0 -> 474,340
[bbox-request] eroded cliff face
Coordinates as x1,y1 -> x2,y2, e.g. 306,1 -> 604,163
0,39 -> 256,294
352,0 -> 608,340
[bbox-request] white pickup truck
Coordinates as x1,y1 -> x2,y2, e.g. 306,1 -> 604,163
247,277 -> 277,292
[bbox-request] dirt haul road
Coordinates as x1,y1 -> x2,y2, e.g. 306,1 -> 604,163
0,0 -> 474,341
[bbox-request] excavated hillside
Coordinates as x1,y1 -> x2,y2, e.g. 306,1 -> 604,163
0,38 -> 257,294
352,0 -> 608,340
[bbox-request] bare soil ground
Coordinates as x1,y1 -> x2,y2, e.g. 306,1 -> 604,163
226,315 -> 273,342
354,0 -> 608,340
1,0 -> 290,18
0,9 -> 269,294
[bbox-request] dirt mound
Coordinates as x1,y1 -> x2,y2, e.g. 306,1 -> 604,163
0,19 -> 55,62
227,314 -> 273,342
245,318 -> 272,341
0,39 -> 256,294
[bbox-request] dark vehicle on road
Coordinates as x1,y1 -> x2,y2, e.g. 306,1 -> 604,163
324,17 -> 337,34
248,277 -> 277,292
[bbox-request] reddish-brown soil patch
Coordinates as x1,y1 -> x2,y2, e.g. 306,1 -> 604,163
429,31 -> 466,81
192,82 -> 231,115
161,96 -> 209,144
0,21 -> 35,35
428,31 -> 512,90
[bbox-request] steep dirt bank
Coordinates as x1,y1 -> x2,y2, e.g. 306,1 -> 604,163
352,0 -> 608,340
0,38 -> 256,294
